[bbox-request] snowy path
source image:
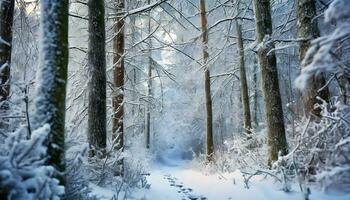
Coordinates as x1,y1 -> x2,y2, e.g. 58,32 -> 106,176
90,158 -> 350,200
134,159 -> 350,200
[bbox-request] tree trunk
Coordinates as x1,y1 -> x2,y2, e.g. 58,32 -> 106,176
199,0 -> 214,162
253,59 -> 259,127
252,0 -> 288,166
145,0 -> 152,149
87,0 -> 107,157
112,0 -> 125,151
236,22 -> 252,136
32,0 -> 69,186
0,0 -> 14,104
297,0 -> 329,119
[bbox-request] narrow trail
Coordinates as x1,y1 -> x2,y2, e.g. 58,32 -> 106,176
90,156 -> 350,200
136,157 -> 350,200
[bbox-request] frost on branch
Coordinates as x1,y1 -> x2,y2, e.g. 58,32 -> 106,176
0,125 -> 64,200
325,0 -> 350,22
295,0 -> 350,91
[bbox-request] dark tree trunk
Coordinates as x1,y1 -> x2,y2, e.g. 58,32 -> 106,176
112,0 -> 125,151
253,59 -> 259,127
0,0 -> 14,103
33,0 -> 69,187
145,0 -> 152,149
297,0 -> 329,119
87,0 -> 107,157
236,22 -> 252,136
252,0 -> 288,166
199,0 -> 214,162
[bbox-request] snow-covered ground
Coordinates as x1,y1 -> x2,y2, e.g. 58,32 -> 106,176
89,155 -> 350,200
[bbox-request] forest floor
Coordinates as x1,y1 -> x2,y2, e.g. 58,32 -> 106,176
90,156 -> 350,200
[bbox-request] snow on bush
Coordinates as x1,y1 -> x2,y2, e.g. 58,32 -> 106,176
0,125 -> 64,200
294,0 -> 350,193
293,100 -> 350,192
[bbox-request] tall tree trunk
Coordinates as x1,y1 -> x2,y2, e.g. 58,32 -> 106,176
0,0 -> 14,104
87,0 -> 107,157
145,0 -> 152,149
297,0 -> 329,118
236,22 -> 252,136
112,0 -> 125,151
199,0 -> 214,162
32,0 -> 69,186
252,0 -> 288,166
253,59 -> 259,127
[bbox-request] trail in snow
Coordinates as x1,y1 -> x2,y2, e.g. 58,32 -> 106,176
89,155 -> 350,200
135,157 -> 350,200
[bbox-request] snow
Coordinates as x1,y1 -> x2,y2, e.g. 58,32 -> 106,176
325,0 -> 350,22
0,125 -> 64,200
87,155 -> 350,200
295,0 -> 350,91
127,0 -> 167,16
32,0 -> 61,129
89,183 -> 119,200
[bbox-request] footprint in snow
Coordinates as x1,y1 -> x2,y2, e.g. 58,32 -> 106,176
163,175 -> 207,200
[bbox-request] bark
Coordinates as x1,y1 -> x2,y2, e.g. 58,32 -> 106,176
33,0 -> 69,186
112,0 -> 125,151
297,0 -> 329,118
145,0 -> 152,149
252,0 -> 288,166
199,0 -> 214,162
236,22 -> 252,136
87,0 -> 107,157
0,0 -> 14,104
0,0 -> 14,134
253,59 -> 259,127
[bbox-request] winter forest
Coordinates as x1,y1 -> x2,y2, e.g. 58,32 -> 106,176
1,0 -> 350,199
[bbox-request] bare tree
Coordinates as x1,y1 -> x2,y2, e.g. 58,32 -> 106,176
236,21 -> 252,136
199,0 -> 214,162
87,0 -> 107,157
252,0 -> 288,166
112,0 -> 125,151
145,0 -> 153,149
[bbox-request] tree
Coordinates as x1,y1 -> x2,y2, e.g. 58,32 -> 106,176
199,0 -> 214,162
252,59 -> 259,127
112,0 -> 125,151
297,0 -> 329,118
236,21 -> 252,136
0,0 -> 14,103
252,0 -> 288,166
32,0 -> 69,186
87,0 -> 107,157
0,0 -> 15,107
145,0 -> 153,149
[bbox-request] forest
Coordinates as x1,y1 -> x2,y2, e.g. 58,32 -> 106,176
0,0 -> 350,199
